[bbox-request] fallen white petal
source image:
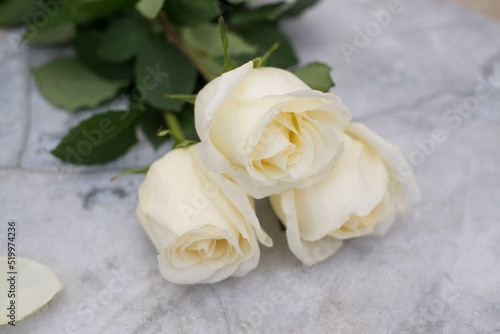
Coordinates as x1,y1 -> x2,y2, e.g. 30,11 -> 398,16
0,257 -> 63,325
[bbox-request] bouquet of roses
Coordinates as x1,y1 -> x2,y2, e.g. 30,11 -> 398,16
0,1 -> 419,314
136,61 -> 420,284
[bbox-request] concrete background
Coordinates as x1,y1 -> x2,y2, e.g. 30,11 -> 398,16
1,0 -> 499,333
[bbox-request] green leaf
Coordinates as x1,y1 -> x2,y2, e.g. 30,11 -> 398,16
112,165 -> 150,181
163,94 -> 196,104
32,58 -> 129,111
163,0 -> 220,26
73,32 -> 134,81
219,17 -> 237,73
51,109 -> 141,165
135,34 -> 197,112
234,24 -> 297,69
0,0 -> 39,27
75,0 -> 136,16
226,2 -> 287,28
23,0 -> 91,37
157,129 -> 170,136
138,110 -> 168,149
181,23 -> 256,57
97,15 -> 148,63
136,0 -> 165,19
26,24 -> 76,46
291,62 -> 334,92
282,0 -> 319,17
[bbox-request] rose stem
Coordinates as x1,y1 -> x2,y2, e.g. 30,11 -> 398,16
157,11 -> 216,82
163,111 -> 186,145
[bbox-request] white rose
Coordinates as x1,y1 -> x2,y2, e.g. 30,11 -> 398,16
0,257 -> 63,325
195,61 -> 352,199
136,144 -> 272,284
270,123 -> 420,266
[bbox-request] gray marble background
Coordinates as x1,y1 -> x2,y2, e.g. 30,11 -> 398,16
1,0 -> 500,333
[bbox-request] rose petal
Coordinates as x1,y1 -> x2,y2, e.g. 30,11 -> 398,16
293,134 -> 390,241
345,123 -> 421,215
233,67 -> 311,101
270,191 -> 343,266
0,257 -> 63,325
195,61 -> 254,141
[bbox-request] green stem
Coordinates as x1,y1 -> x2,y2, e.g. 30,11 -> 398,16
163,111 -> 186,144
157,11 -> 216,82
111,165 -> 150,181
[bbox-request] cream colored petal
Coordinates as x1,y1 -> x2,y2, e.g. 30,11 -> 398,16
286,121 -> 315,178
0,257 -> 63,325
137,144 -> 272,284
136,204 -> 171,254
158,235 -> 259,284
251,121 -> 291,161
237,97 -> 290,148
199,157 -> 273,247
225,93 -> 351,199
208,95 -> 247,166
290,116 -> 337,178
270,123 -> 420,266
270,191 -> 343,266
242,91 -> 351,157
195,61 -> 254,141
371,194 -> 399,236
209,96 -> 289,167
196,140 -> 232,174
292,134 -> 390,241
139,147 -> 240,240
345,123 -> 421,216
233,67 -> 311,100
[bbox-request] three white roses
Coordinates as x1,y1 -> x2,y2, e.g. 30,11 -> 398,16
136,61 -> 420,284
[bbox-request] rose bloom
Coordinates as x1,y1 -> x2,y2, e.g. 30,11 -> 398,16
136,145 -> 272,284
195,61 -> 352,199
270,123 -> 420,266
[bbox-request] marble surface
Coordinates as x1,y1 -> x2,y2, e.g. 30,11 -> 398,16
1,0 -> 500,333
